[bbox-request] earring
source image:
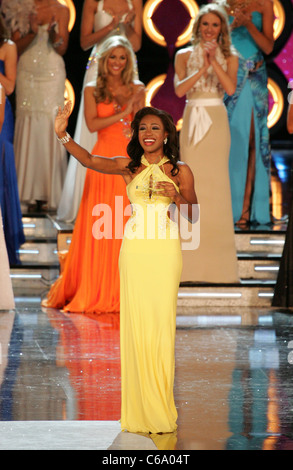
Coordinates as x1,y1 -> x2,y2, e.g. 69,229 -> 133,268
164,137 -> 168,144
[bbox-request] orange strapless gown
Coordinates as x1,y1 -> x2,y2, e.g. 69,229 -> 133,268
44,102 -> 131,313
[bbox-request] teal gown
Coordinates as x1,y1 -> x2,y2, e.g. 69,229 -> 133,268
225,12 -> 271,225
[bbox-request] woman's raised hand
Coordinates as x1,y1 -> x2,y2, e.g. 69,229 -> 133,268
55,101 -> 72,137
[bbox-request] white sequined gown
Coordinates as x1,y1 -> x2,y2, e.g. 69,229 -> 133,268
0,208 -> 14,310
14,24 -> 67,209
57,0 -> 136,222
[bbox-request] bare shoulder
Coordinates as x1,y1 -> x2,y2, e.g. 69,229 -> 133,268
258,0 -> 274,13
2,40 -> 17,53
115,156 -> 131,170
227,51 -> 238,65
178,160 -> 194,176
133,79 -> 145,89
175,46 -> 193,62
1,40 -> 17,60
54,0 -> 70,18
82,0 -> 97,15
115,156 -> 133,180
132,0 -> 143,11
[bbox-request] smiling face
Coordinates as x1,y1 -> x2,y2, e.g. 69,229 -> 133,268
107,46 -> 128,76
138,114 -> 168,155
199,12 -> 222,42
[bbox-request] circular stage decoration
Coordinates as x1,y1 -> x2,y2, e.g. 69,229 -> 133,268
146,74 -> 284,130
143,0 -> 199,47
273,0 -> 285,40
267,77 -> 284,129
58,0 -> 76,32
64,79 -> 75,113
144,0 -> 291,133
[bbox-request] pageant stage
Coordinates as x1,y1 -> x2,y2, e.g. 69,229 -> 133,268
0,145 -> 293,451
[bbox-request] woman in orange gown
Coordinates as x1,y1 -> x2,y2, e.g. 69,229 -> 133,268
43,36 -> 145,313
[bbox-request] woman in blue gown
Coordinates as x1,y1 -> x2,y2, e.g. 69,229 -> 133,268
222,0 -> 274,225
0,18 -> 24,264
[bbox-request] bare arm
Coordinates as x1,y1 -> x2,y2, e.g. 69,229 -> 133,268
231,0 -> 274,55
12,30 -> 37,57
207,43 -> 238,95
80,0 -> 142,52
84,83 -> 145,133
174,45 -> 238,98
12,4 -> 69,56
55,101 -> 131,178
287,88 -> 293,134
48,5 -> 70,56
0,41 -> 17,95
174,48 -> 208,98
0,86 -> 5,133
80,0 -> 116,51
122,0 -> 143,52
156,163 -> 198,223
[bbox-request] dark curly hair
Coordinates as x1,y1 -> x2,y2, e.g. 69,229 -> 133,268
126,107 -> 179,175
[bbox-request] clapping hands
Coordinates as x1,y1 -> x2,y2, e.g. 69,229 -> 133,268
231,8 -> 252,29
203,39 -> 217,66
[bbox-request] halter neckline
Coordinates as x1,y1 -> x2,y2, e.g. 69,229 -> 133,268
141,155 -> 169,167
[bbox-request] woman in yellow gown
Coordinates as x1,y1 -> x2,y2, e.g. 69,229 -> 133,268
54,103 -> 198,433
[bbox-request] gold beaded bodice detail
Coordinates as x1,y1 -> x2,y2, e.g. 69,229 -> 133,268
124,156 -> 180,240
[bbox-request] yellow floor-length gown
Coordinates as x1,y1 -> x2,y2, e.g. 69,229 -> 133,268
119,156 -> 182,434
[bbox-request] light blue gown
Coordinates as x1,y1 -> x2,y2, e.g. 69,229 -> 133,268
225,12 -> 271,225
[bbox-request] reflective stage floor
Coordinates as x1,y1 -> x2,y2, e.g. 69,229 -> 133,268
1,303 -> 293,450
1,143 -> 293,451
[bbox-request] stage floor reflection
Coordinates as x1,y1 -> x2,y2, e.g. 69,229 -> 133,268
1,305 -> 293,450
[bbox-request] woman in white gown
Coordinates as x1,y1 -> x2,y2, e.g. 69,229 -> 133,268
57,0 -> 142,222
1,0 -> 69,212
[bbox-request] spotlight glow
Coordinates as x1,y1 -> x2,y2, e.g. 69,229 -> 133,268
143,0 -> 198,47
58,0 -> 76,32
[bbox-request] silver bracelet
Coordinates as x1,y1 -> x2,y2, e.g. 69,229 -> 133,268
57,132 -> 71,144
53,38 -> 64,49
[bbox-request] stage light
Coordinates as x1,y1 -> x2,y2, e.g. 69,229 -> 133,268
146,74 -> 184,129
273,0 -> 285,40
145,74 -> 166,106
143,0 -> 198,47
147,74 -> 284,130
176,0 -> 199,47
64,79 -> 75,112
58,0 -> 76,32
267,77 -> 284,128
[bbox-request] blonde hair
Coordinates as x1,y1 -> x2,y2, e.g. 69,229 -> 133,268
192,3 -> 234,59
94,35 -> 136,103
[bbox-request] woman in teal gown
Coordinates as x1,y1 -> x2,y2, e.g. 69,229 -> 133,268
223,0 -> 274,225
